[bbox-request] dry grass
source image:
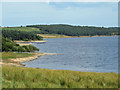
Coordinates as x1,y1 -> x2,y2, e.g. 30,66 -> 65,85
37,34 -> 71,38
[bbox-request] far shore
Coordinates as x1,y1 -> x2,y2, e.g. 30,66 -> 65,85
14,35 -> 119,46
71,35 -> 119,38
14,35 -> 119,43
38,34 -> 119,39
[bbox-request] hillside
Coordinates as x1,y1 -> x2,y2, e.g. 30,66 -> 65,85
2,25 -> 119,40
2,27 -> 43,41
27,24 -> 118,36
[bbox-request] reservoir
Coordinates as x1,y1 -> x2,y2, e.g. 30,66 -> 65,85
22,36 -> 118,73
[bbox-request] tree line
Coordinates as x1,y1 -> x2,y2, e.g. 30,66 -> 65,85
2,30 -> 43,41
27,24 -> 118,36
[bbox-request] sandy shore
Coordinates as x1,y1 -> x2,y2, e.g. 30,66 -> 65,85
16,43 -> 32,46
15,40 -> 47,46
74,35 -> 117,37
14,40 -> 47,43
38,34 -> 119,39
37,34 -> 71,39
1,52 -> 61,67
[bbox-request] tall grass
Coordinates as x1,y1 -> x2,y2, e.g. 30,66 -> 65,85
2,66 -> 118,88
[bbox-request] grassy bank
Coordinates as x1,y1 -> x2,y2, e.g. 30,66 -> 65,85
2,66 -> 118,88
2,52 -> 35,63
2,52 -> 34,60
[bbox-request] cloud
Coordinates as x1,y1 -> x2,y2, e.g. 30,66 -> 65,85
2,2 -> 117,27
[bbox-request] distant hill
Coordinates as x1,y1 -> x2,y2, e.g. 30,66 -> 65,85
2,27 -> 43,41
2,24 -> 119,40
26,24 -> 119,36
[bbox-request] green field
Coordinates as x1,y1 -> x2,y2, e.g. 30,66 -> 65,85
2,66 -> 118,88
2,27 -> 40,32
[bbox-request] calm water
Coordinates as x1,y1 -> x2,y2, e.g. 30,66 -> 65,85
22,36 -> 118,73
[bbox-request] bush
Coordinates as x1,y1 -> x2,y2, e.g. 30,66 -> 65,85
2,37 -> 39,52
23,39 -> 29,41
23,45 -> 39,52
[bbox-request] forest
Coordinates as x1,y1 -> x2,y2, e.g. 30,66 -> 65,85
2,29 -> 43,41
27,24 -> 118,36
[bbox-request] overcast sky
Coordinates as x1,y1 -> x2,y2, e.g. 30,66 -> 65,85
2,2 -> 118,27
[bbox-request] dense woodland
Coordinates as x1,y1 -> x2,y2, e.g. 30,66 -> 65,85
2,30 -> 43,41
27,24 -> 118,36
2,37 -> 39,52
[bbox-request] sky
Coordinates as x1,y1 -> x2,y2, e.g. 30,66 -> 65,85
2,2 -> 118,27
1,0 -> 119,2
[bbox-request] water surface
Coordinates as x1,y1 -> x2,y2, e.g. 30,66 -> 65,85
22,36 -> 118,73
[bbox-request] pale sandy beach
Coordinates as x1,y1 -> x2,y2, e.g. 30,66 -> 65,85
14,40 -> 47,43
1,52 -> 61,66
38,34 -> 118,39
15,40 -> 47,46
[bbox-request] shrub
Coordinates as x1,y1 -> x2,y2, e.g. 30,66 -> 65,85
2,37 -> 39,52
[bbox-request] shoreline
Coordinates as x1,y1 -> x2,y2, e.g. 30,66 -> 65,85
71,35 -> 119,38
4,35 -> 118,67
2,35 -> 118,71
14,35 -> 119,41
1,52 -> 60,67
40,34 -> 119,39
15,40 -> 47,46
1,52 -> 117,74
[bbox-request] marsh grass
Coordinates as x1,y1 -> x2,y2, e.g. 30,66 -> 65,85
2,66 -> 118,88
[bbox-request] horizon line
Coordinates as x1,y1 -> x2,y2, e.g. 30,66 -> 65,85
1,24 -> 118,28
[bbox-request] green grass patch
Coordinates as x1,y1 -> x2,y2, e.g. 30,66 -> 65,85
2,66 -> 118,88
2,52 -> 34,63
